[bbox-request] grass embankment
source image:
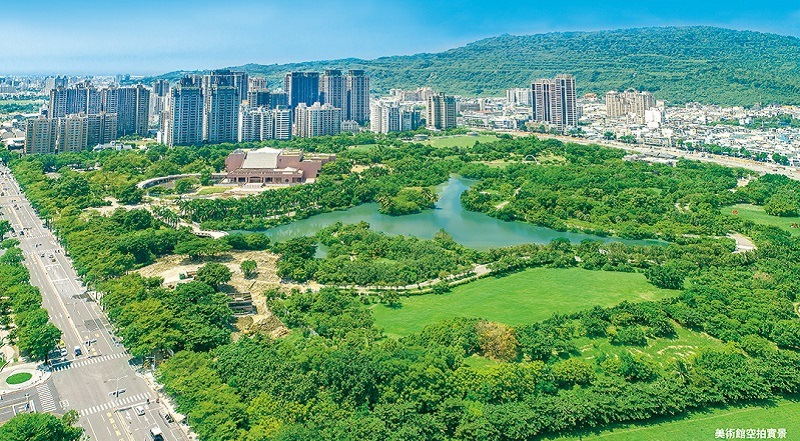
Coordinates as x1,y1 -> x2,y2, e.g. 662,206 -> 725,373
550,399 -> 800,441
727,204 -> 800,236
372,267 -> 677,337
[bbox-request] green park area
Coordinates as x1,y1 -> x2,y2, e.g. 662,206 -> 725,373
727,204 -> 800,236
5,372 -> 32,385
422,134 -> 500,148
551,399 -> 800,441
372,267 -> 678,337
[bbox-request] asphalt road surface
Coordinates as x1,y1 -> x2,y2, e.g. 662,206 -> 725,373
0,165 -> 188,441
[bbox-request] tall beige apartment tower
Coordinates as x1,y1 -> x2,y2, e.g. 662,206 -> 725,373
531,74 -> 577,130
425,92 -> 456,130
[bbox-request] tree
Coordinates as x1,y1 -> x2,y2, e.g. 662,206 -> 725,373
17,322 -> 61,362
240,260 -> 257,278
603,131 -> 617,140
199,168 -> 213,186
174,178 -> 197,195
115,182 -> 144,205
0,220 -> 11,238
477,321 -> 519,361
196,262 -> 233,289
0,411 -> 82,441
174,237 -> 232,260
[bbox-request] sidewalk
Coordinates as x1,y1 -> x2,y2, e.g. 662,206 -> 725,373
137,369 -> 198,440
0,361 -> 51,394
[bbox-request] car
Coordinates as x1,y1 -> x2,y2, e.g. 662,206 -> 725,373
40,253 -> 44,257
134,406 -> 145,416
149,427 -> 164,441
74,346 -> 82,356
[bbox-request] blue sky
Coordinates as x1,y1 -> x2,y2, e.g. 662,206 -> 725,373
5,0 -> 800,75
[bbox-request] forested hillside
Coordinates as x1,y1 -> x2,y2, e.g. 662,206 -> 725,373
151,27 -> 800,105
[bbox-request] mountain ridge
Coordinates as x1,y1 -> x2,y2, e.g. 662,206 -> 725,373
148,26 -> 800,106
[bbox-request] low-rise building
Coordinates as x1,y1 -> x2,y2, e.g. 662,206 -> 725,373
224,147 -> 335,185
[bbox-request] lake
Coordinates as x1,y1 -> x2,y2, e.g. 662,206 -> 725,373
252,176 -> 661,250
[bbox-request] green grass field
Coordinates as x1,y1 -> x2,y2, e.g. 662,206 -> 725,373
5,372 -> 32,385
423,135 -> 500,148
728,204 -> 800,236
372,268 -> 677,337
549,399 -> 800,441
196,186 -> 229,195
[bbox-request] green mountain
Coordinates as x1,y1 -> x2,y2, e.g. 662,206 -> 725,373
153,27 -> 800,106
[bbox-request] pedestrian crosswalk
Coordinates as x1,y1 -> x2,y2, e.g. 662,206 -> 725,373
36,384 -> 57,412
78,392 -> 152,417
51,352 -> 128,372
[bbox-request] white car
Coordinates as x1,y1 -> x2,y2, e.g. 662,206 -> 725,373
135,406 -> 145,416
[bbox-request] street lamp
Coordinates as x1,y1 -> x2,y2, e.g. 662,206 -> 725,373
105,375 -> 127,400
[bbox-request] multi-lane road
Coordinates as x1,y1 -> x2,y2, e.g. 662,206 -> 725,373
0,164 -> 188,441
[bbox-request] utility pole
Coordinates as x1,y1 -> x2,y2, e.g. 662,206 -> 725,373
105,375 -> 127,400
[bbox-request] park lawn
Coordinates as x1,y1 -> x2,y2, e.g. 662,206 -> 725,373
347,143 -> 378,152
372,267 -> 677,337
548,399 -> 800,441
196,186 -> 229,195
727,203 -> 800,236
423,135 -> 500,148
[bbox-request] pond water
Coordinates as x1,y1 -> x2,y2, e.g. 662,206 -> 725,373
250,176 -> 661,250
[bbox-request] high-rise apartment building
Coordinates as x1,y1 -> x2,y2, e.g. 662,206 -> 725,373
506,87 -> 532,105
294,102 -> 341,137
56,114 -> 89,153
165,76 -> 203,146
247,90 -> 289,109
87,112 -> 118,147
425,92 -> 457,130
605,89 -> 656,122
248,77 -> 268,92
203,69 -> 248,102
284,72 -> 320,109
531,74 -> 577,130
151,79 -> 170,123
370,101 -> 418,134
239,105 -> 292,142
370,102 -> 400,133
204,84 -> 239,143
117,85 -> 150,137
320,70 -> 346,114
346,70 -> 369,124
25,117 -> 57,154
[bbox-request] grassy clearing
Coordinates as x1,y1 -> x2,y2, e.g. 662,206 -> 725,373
549,399 -> 800,441
574,325 -> 722,370
423,135 -> 500,148
372,268 -> 677,337
196,186 -> 229,195
5,372 -> 32,385
727,204 -> 800,236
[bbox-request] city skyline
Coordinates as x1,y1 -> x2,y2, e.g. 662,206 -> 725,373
6,0 -> 800,75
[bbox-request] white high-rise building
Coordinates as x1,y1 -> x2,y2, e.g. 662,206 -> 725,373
294,102 -> 342,138
239,106 -> 292,142
370,101 -> 409,134
165,77 -> 203,146
506,87 -> 532,105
